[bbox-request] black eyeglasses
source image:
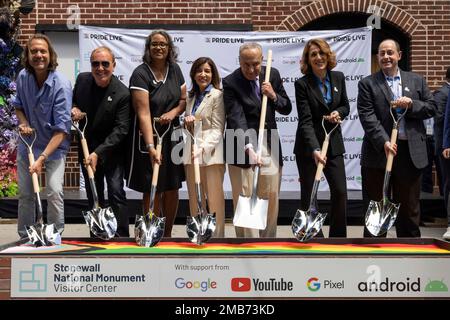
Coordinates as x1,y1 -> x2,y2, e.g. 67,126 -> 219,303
91,61 -> 111,68
150,42 -> 168,49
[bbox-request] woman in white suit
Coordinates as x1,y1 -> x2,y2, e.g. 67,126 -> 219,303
184,57 -> 226,237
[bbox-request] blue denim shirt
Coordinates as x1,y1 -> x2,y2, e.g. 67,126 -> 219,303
14,69 -> 72,160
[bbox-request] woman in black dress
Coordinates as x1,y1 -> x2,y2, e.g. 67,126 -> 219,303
127,30 -> 186,237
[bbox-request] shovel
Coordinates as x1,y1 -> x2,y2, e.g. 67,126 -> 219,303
185,118 -> 216,244
365,103 -> 408,236
72,114 -> 117,240
18,130 -> 61,247
134,117 -> 170,247
292,117 -> 340,242
233,49 -> 273,230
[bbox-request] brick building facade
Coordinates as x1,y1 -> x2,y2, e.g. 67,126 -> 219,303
16,0 -> 450,190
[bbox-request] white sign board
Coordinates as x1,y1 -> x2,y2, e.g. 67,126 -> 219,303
78,26 -> 372,192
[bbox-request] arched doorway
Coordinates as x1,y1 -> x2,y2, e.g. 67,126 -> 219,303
298,12 -> 411,73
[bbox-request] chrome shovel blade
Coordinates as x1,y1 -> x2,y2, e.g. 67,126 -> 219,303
26,222 -> 61,247
233,194 -> 268,230
83,207 -> 117,240
365,198 -> 400,236
186,211 -> 216,245
291,208 -> 327,242
134,213 -> 166,247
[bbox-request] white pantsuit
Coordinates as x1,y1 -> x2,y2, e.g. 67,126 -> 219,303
183,87 -> 226,237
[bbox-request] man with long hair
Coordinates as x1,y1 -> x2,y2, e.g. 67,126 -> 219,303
14,33 -> 72,239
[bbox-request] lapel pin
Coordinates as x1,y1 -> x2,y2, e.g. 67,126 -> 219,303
334,87 -> 338,92
404,87 -> 410,92
107,96 -> 112,101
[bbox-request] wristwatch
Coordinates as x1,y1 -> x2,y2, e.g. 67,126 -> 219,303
147,143 -> 155,151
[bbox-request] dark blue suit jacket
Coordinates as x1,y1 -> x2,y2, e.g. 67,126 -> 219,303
223,67 -> 292,168
435,83 -> 450,150
442,90 -> 450,149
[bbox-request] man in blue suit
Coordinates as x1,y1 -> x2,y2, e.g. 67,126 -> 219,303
440,70 -> 450,239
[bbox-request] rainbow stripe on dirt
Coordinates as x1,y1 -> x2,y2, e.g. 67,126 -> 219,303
2,239 -> 450,255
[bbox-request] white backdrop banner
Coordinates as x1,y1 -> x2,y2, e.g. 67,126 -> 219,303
78,26 -> 372,192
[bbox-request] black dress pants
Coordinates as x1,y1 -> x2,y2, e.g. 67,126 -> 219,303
362,140 -> 422,238
296,153 -> 347,237
81,161 -> 129,237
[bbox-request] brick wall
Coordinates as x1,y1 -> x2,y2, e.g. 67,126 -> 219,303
18,0 -> 450,189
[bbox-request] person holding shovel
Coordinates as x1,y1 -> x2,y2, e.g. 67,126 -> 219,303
183,57 -> 226,238
294,38 -> 350,238
14,34 -> 72,239
357,39 -> 436,238
223,42 -> 292,238
126,30 -> 186,237
71,46 -> 131,237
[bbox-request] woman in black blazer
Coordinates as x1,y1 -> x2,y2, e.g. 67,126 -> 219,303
293,38 -> 350,237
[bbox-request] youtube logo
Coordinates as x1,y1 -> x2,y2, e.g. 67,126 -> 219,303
231,277 -> 251,292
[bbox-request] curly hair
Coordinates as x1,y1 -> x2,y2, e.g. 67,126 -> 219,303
22,33 -> 58,73
300,38 -> 336,75
142,30 -> 178,65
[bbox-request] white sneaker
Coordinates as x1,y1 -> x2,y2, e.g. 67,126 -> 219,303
443,227 -> 450,241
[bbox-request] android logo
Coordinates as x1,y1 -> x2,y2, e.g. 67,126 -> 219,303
425,280 -> 448,292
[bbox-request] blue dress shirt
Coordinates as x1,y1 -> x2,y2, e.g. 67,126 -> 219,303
14,69 -> 73,160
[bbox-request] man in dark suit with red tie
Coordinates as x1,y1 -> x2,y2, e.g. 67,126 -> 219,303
223,43 -> 292,238
357,39 -> 436,237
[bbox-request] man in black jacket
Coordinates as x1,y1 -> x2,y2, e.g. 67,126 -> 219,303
437,67 -> 450,240
223,43 -> 292,238
72,46 -> 131,237
434,68 -> 450,223
357,39 -> 436,238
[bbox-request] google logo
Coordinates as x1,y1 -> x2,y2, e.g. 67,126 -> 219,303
175,278 -> 217,292
307,277 -> 321,292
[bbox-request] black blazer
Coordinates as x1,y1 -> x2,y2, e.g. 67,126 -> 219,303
293,71 -> 350,157
73,72 -> 131,164
433,82 -> 450,152
357,70 -> 436,169
223,66 -> 292,168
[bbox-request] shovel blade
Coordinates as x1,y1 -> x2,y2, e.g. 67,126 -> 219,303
135,213 -> 166,247
26,222 -> 61,247
291,208 -> 327,242
83,207 -> 117,240
233,194 -> 268,230
365,199 -> 400,236
186,211 -> 216,245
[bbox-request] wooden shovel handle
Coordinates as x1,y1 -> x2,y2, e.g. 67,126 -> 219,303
257,49 -> 273,156
27,152 -> 40,193
386,127 -> 398,172
314,136 -> 329,181
193,143 -> 201,184
151,143 -> 162,186
81,138 -> 95,179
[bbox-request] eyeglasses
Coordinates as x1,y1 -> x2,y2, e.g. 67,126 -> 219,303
91,61 -> 111,68
150,42 -> 168,49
